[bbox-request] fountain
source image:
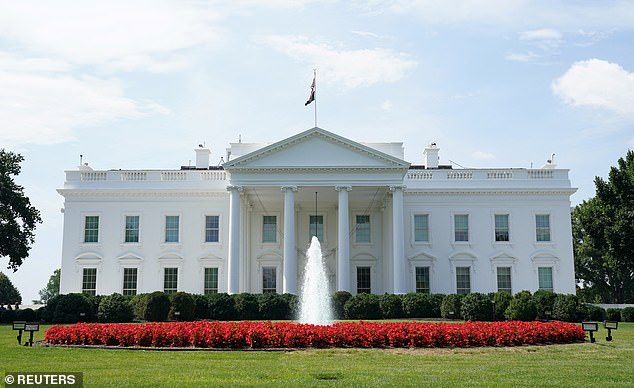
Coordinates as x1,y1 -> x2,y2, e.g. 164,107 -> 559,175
298,236 -> 333,325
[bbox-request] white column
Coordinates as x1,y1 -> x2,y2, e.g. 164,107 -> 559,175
336,185 -> 352,292
390,185 -> 406,294
227,185 -> 242,294
282,186 -> 298,294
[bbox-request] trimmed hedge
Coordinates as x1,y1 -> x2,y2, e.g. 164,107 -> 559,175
45,293 -> 94,323
98,293 -> 133,323
505,291 -> 537,321
144,292 -> 171,322
257,293 -> 291,320
461,293 -> 494,321
379,294 -> 403,319
331,291 -> 352,320
233,293 -> 259,320
440,294 -> 463,319
169,292 -> 196,321
344,294 -> 381,319
491,292 -> 512,321
552,294 -> 580,322
606,308 -> 621,322
533,290 -> 557,320
622,307 -> 634,322
207,293 -> 236,320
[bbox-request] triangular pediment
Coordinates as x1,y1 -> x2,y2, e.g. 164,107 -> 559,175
224,127 -> 409,171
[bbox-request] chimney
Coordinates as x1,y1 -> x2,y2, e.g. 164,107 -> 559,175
424,143 -> 439,169
195,146 -> 211,169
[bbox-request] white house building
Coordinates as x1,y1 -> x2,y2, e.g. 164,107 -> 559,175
58,127 -> 577,297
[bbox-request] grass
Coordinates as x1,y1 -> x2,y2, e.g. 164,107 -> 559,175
2,322 -> 634,387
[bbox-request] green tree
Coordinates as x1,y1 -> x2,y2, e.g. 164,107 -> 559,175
0,149 -> 42,271
572,150 -> 634,303
34,268 -> 60,304
0,271 -> 22,305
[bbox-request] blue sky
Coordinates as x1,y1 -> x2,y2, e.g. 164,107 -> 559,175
2,1 -> 633,302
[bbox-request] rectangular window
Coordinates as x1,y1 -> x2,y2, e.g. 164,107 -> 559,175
454,214 -> 469,242
494,214 -> 509,242
163,267 -> 178,294
262,216 -> 277,243
262,266 -> 276,293
538,267 -> 553,292
122,268 -> 138,296
82,268 -> 97,295
414,214 -> 429,242
496,267 -> 512,294
415,266 -> 430,293
124,215 -> 140,243
205,215 -> 219,243
536,214 -> 551,242
309,215 -> 324,242
356,266 -> 371,294
456,266 -> 471,294
84,216 -> 99,243
165,215 -> 180,243
204,268 -> 219,294
355,215 -> 371,243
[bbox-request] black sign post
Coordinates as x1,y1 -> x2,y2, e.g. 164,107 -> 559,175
23,323 -> 40,347
12,321 -> 26,345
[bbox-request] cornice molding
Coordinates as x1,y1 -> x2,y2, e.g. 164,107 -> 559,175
58,189 -> 229,198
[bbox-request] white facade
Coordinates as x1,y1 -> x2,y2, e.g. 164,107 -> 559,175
58,128 -> 577,296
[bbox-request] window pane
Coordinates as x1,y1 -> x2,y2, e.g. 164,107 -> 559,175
84,216 -> 99,243
123,268 -> 138,296
309,215 -> 324,242
456,266 -> 470,294
204,267 -> 218,294
262,216 -> 277,243
454,214 -> 469,242
165,216 -> 179,243
415,266 -> 430,293
494,214 -> 509,242
82,268 -> 97,295
536,214 -> 551,242
262,266 -> 276,293
496,267 -> 512,294
355,215 -> 371,243
357,266 -> 371,294
538,267 -> 553,292
164,267 -> 178,294
205,215 -> 219,243
414,215 -> 429,242
125,215 -> 139,243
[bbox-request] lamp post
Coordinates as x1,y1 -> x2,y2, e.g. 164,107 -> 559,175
603,321 -> 618,342
582,321 -> 599,343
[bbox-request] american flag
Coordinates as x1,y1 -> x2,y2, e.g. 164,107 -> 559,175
305,75 -> 315,106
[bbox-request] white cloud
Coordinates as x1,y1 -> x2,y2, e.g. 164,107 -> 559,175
519,28 -> 562,41
0,53 -> 166,147
381,100 -> 393,110
472,150 -> 495,160
0,1 -> 221,72
505,51 -> 539,62
552,59 -> 634,116
257,35 -> 417,88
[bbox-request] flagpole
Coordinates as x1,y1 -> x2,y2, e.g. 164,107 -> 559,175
313,69 -> 317,127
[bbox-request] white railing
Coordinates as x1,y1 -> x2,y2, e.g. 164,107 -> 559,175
528,170 -> 554,179
201,171 -> 227,180
406,171 -> 433,180
80,172 -> 107,181
161,171 -> 187,181
447,171 -> 473,180
487,171 -> 513,179
121,172 -> 147,181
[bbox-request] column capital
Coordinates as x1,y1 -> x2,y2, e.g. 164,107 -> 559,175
335,185 -> 352,192
281,185 -> 298,192
389,185 -> 407,192
227,185 -> 244,193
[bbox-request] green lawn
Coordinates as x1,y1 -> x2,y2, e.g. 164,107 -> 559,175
2,322 -> 633,387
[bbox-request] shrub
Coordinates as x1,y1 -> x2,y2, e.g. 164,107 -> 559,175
168,292 -> 196,321
582,305 -> 605,321
429,294 -> 445,318
85,294 -> 103,321
461,293 -> 494,321
98,293 -> 133,323
621,307 -> 634,322
281,294 -> 299,320
344,294 -> 381,319
257,293 -> 291,320
45,293 -> 94,323
378,294 -> 403,319
144,292 -> 171,322
208,293 -> 236,320
129,293 -> 149,321
552,294 -> 580,322
331,291 -> 352,319
440,294 -> 463,319
402,293 -> 431,318
606,308 -> 622,322
492,292 -> 512,321
533,290 -> 557,320
16,308 -> 37,322
193,294 -> 210,320
0,308 -> 17,323
505,291 -> 537,321
233,293 -> 259,320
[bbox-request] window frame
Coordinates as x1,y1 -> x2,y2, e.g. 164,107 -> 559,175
164,214 -> 181,244
204,215 -> 220,243
82,267 -> 97,295
262,266 -> 277,293
83,215 -> 100,243
163,267 -> 179,294
538,266 -> 554,292
123,214 -> 141,244
413,214 -> 430,243
356,266 -> 371,294
204,267 -> 219,294
354,214 -> 371,244
455,266 -> 471,295
496,266 -> 512,294
308,214 -> 325,242
453,213 -> 470,243
494,213 -> 510,243
122,267 -> 138,296
535,214 -> 552,242
415,266 -> 430,294
262,215 -> 278,243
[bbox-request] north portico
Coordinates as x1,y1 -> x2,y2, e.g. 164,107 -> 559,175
222,127 -> 412,295
58,126 -> 577,297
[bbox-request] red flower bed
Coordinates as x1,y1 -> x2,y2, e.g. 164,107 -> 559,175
44,321 -> 585,349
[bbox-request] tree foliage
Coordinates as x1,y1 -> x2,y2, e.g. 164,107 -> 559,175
572,150 -> 634,303
0,149 -> 42,271
35,268 -> 60,304
0,271 -> 22,305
